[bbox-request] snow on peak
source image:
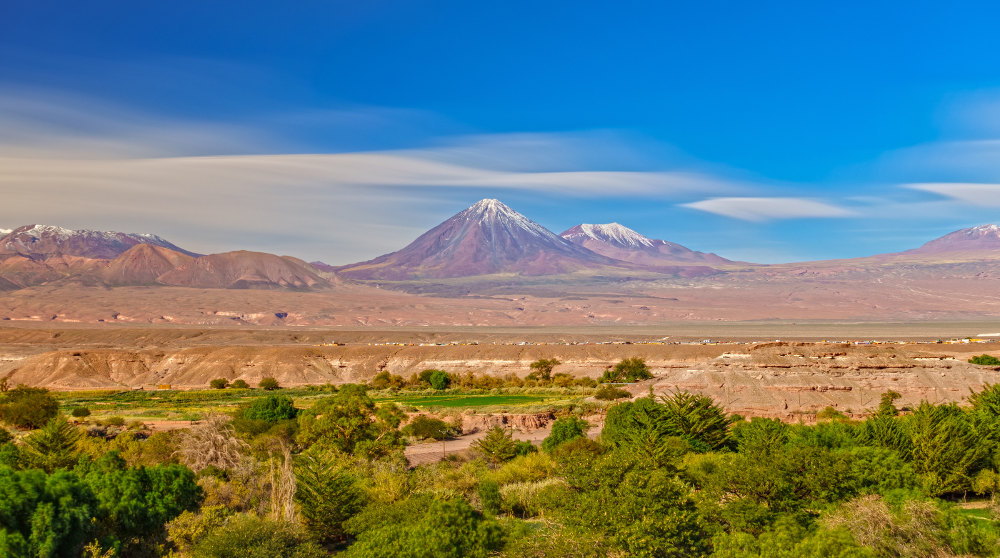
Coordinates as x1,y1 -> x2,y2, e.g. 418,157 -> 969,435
965,224 -> 1000,237
460,199 -> 556,240
0,229 -> 10,237
564,223 -> 657,248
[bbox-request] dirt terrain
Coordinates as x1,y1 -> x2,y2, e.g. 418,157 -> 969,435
1,325 -> 998,418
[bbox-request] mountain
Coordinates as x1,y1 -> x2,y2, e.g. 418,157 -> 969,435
901,224 -> 1000,257
561,223 -> 734,266
337,199 -> 631,280
0,224 -> 197,259
156,251 -> 330,290
102,244 -> 197,285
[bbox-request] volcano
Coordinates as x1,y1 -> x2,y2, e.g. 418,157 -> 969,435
337,199 -> 629,280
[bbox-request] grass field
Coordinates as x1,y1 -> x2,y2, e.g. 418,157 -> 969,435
52,386 -> 596,421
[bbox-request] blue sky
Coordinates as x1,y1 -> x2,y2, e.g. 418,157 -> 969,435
3,1 -> 1000,263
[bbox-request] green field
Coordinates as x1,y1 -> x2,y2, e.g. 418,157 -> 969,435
52,386 -> 594,421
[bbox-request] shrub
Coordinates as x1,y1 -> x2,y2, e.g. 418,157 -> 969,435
210,378 -> 229,389
102,416 -> 126,427
239,394 -> 298,423
258,377 -> 280,391
192,514 -> 326,558
402,416 -> 453,440
601,357 -> 652,383
71,407 -> 91,418
428,370 -> 452,391
542,417 -> 590,452
229,379 -> 250,389
594,385 -> 630,400
479,479 -> 501,515
0,386 -> 60,429
970,354 -> 1000,366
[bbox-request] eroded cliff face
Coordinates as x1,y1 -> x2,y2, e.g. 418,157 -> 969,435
1,339 -> 996,417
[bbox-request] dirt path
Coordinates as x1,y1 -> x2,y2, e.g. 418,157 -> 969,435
404,426 -> 553,466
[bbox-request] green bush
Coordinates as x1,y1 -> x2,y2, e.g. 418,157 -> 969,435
191,514 -> 326,558
594,385 -> 630,400
402,416 -> 453,440
0,386 -> 60,429
601,357 -> 652,383
258,377 -> 280,391
239,394 -> 298,423
210,378 -> 229,389
71,407 -> 91,418
429,370 -> 452,390
969,354 -> 1000,366
542,417 -> 590,452
229,379 -> 250,389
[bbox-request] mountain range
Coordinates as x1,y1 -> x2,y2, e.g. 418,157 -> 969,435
1,200 -> 999,324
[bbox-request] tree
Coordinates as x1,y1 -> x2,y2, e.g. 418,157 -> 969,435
0,386 -> 59,429
258,377 -> 280,391
21,415 -> 82,472
210,378 -> 229,389
473,426 -> 518,468
601,358 -> 652,383
0,466 -> 98,557
239,394 -> 298,423
230,379 -> 250,390
542,417 -> 590,452
428,370 -> 452,391
294,449 -> 365,545
528,358 -> 561,382
402,416 -> 453,440
296,384 -> 405,459
907,402 -> 986,495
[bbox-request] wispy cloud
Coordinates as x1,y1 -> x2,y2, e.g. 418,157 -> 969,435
905,182 -> 1000,206
0,90 -> 751,263
680,197 -> 856,221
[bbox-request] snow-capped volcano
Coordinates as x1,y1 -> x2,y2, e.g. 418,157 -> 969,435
560,223 -> 733,266
904,224 -> 1000,256
337,199 -> 628,279
0,224 -> 197,259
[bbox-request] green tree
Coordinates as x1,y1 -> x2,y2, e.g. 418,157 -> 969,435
542,417 -> 590,452
21,415 -> 82,472
0,466 -> 98,557
209,378 -> 229,389
296,384 -> 405,458
258,377 -> 280,391
601,357 -> 652,383
238,394 -> 298,423
0,386 -> 59,429
294,449 -> 365,545
907,402 -> 986,495
80,452 -> 202,553
474,426 -> 518,468
402,416 -> 453,440
528,358 -> 561,382
229,379 -> 250,389
594,385 -> 630,400
428,370 -> 451,391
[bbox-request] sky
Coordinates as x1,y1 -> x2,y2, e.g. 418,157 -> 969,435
3,1 -> 1000,263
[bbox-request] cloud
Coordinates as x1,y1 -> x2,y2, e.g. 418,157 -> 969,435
0,89 -> 751,263
680,197 -> 856,221
905,182 -> 1000,206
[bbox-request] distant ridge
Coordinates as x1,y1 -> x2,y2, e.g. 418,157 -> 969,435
0,224 -> 198,259
561,222 -> 733,266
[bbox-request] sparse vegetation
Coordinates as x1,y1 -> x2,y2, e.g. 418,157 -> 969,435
970,354 -> 1000,366
258,377 -> 280,390
601,357 -> 652,383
